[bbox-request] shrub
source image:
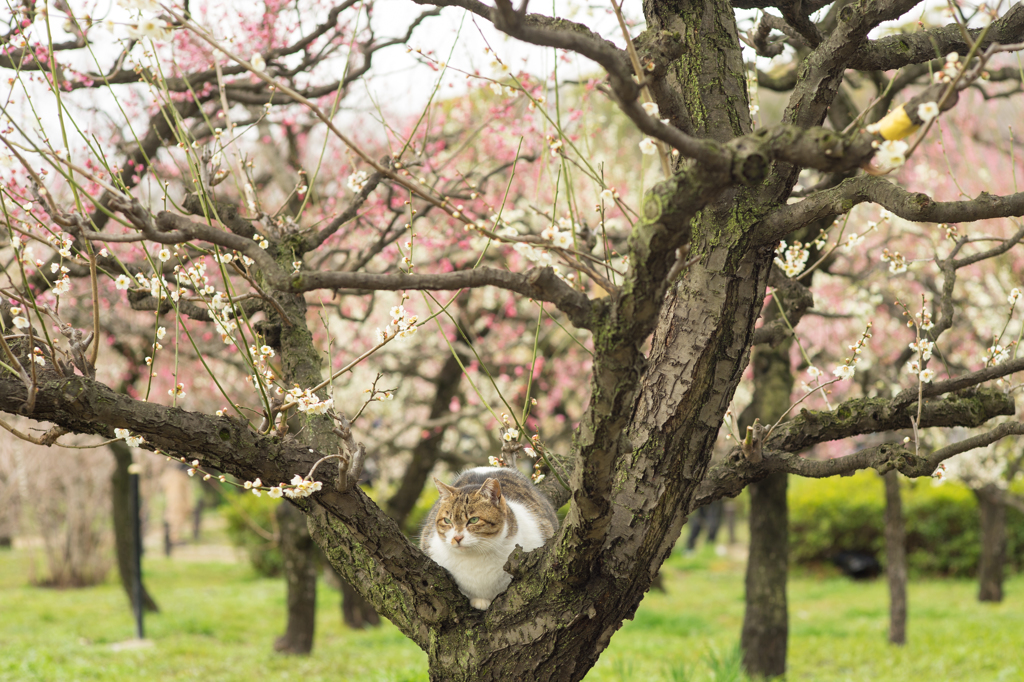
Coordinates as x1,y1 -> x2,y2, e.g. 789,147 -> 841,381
789,471 -> 1024,577
222,491 -> 283,577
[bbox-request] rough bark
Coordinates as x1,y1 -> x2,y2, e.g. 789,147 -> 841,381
109,441 -> 159,614
274,501 -> 318,654
975,485 -> 1007,603
883,470 -> 907,645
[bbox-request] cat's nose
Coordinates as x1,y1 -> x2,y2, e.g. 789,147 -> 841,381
451,534 -> 464,545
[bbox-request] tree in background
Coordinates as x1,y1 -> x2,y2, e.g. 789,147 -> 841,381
3,0 -> 1024,680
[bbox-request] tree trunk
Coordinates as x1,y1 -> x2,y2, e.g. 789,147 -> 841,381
883,470 -> 907,645
738,289 -> 798,678
274,501 -> 317,654
741,471 -> 788,678
110,441 -> 159,613
975,485 -> 1006,603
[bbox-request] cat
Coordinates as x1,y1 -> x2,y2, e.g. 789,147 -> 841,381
420,466 -> 559,610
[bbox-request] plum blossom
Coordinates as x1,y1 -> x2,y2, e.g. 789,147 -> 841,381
283,474 -> 323,498
917,101 -> 939,123
347,171 -> 369,193
908,338 -> 933,361
874,140 -> 908,173
984,343 -> 1010,366
639,137 -> 658,155
115,428 -> 145,447
774,240 -> 810,277
128,18 -> 171,41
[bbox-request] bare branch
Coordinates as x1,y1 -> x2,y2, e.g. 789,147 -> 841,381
289,266 -> 598,329
758,175 -> 1024,245
849,3 -> 1024,71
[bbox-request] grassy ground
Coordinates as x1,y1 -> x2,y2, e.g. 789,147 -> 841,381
1,541 -> 1021,682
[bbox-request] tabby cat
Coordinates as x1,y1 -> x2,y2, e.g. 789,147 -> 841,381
420,466 -> 559,609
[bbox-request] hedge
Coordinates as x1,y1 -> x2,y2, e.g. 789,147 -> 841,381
789,471 -> 1024,577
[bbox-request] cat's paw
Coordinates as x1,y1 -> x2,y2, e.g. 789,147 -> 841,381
470,598 -> 491,610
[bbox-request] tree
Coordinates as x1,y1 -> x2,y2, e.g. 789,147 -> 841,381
942,443 -> 1024,602
3,0 -> 1024,680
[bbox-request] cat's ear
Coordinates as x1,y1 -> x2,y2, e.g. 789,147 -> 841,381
478,478 -> 503,503
434,477 -> 458,499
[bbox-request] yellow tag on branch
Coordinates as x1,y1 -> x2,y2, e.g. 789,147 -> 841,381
877,105 -> 919,141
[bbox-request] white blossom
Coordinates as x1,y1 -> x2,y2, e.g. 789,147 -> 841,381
908,338 -> 934,361
774,240 -> 810,278
250,52 -> 266,72
833,364 -> 855,380
642,102 -> 660,116
874,139 -> 909,172
917,101 -> 939,123
115,274 -> 132,290
639,137 -> 658,155
128,18 -> 171,41
347,171 -> 369,193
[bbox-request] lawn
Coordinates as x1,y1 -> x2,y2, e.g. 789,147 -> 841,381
1,542 -> 1021,682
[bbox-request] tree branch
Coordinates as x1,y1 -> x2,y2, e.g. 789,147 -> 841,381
849,3 -> 1024,71
757,175 -> 1024,246
290,266 -> 598,329
693,387 -> 1017,507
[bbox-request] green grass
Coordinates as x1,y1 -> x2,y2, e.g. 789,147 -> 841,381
1,544 -> 1021,681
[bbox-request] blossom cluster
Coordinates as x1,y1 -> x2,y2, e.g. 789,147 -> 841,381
285,386 -> 334,415
178,453 -> 326,500
9,306 -> 30,330
246,475 -> 324,499
114,428 -> 145,447
774,240 -> 810,278
983,342 -> 1012,367
347,171 -> 369,193
833,323 -> 872,380
376,304 -> 419,343
881,248 -> 908,275
934,52 -> 960,84
541,217 -> 577,250
873,139 -> 908,174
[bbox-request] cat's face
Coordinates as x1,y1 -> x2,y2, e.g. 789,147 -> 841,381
432,477 -> 507,551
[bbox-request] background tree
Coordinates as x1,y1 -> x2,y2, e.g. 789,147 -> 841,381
3,0 -> 1024,681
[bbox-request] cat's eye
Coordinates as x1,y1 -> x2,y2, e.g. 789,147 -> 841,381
442,517 -> 451,525
468,517 -> 479,524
